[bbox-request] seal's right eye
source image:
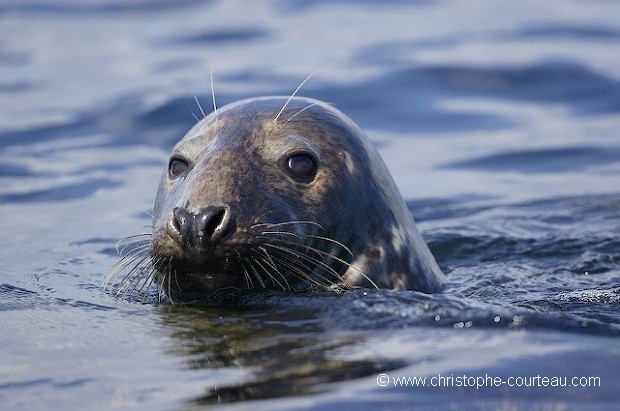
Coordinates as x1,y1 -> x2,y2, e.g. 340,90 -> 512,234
285,153 -> 318,182
168,158 -> 189,179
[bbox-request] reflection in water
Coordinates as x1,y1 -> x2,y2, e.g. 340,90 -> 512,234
159,295 -> 406,404
2,0 -> 620,409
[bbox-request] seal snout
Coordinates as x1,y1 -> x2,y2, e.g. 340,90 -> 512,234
171,205 -> 234,248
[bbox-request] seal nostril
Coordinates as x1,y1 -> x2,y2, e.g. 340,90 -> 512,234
171,206 -> 232,247
204,209 -> 225,238
196,206 -> 232,243
172,207 -> 192,237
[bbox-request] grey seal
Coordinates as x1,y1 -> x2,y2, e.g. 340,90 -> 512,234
109,96 -> 445,303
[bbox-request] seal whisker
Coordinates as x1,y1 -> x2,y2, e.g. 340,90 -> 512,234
257,245 -> 294,289
114,253 -> 152,298
254,249 -> 292,291
258,246 -> 279,270
137,262 -> 159,299
251,211 -> 275,224
243,257 -> 267,288
158,262 -> 171,303
306,235 -> 353,257
287,102 -> 320,122
251,220 -> 324,230
250,251 -> 289,291
117,233 -> 151,242
171,267 -> 181,302
239,260 -> 253,289
110,247 -> 150,279
194,95 -> 206,119
258,231 -> 302,241
263,252 -> 320,287
122,254 -> 152,290
237,251 -> 255,288
257,230 -> 354,265
262,242 -> 345,287
114,234 -> 150,255
158,266 -> 168,302
261,236 -> 353,270
153,257 -> 172,303
137,208 -> 157,221
258,244 -> 317,282
115,238 -> 150,257
266,252 -> 332,289
154,256 -> 174,303
115,252 -> 157,300
104,245 -> 150,291
237,254 -> 255,288
122,259 -> 155,300
210,65 -> 217,115
273,68 -> 325,124
266,237 -> 380,289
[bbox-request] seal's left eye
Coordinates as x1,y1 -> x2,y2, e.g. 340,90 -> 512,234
169,158 -> 189,179
286,153 -> 317,181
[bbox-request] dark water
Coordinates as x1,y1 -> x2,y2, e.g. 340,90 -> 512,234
1,1 -> 620,410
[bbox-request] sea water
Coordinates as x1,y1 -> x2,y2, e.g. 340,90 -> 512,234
1,1 -> 619,409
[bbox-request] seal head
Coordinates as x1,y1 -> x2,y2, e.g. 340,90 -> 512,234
147,96 -> 445,302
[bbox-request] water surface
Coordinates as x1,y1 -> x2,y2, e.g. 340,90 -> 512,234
1,1 -> 619,409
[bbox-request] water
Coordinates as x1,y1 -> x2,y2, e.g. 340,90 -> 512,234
1,0 -> 620,409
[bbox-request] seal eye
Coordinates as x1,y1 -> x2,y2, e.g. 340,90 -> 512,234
169,158 -> 189,179
286,153 -> 317,181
